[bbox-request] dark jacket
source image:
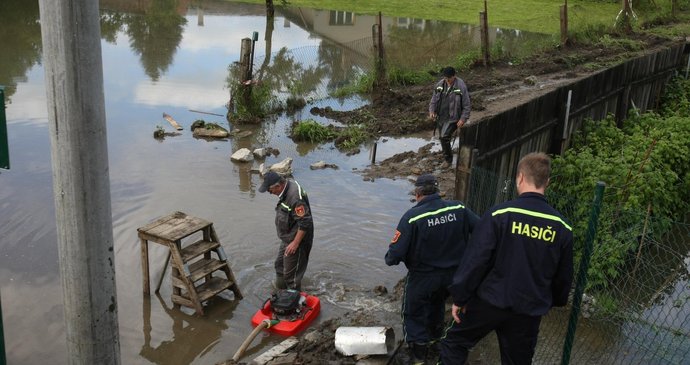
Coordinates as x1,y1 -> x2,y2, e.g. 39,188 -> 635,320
448,192 -> 574,316
428,78 -> 471,122
385,194 -> 478,272
275,180 -> 313,243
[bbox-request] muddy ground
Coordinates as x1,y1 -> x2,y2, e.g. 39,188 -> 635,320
222,33 -> 687,364
313,32 -> 683,198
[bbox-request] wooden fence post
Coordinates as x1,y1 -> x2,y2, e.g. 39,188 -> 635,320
480,1 -> 490,66
240,37 -> 252,105
560,1 -> 568,46
455,144 -> 475,201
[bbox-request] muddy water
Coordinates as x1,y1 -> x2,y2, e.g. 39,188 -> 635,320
2,1 -> 688,364
0,1 -> 437,364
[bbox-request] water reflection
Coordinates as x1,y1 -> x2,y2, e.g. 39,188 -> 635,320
0,0 -> 41,101
6,1 -> 686,365
140,294 -> 238,365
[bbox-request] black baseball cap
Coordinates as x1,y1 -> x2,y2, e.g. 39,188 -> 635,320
415,174 -> 438,187
442,66 -> 456,78
259,171 -> 282,193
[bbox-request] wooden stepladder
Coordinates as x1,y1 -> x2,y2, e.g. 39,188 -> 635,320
138,211 -> 243,315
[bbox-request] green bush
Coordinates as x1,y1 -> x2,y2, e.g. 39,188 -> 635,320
335,124 -> 371,150
550,76 -> 690,290
291,119 -> 337,142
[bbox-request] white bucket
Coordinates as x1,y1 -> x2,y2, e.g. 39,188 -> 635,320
334,326 -> 395,356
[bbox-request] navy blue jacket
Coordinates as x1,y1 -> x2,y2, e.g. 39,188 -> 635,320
385,194 -> 478,272
448,192 -> 574,316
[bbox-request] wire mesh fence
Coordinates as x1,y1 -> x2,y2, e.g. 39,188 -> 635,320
465,166 -> 690,365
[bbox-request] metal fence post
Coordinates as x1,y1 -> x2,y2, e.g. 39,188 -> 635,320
561,182 -> 606,365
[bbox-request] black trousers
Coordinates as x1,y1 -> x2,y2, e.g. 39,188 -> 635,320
438,120 -> 458,163
274,237 -> 312,291
439,297 -> 542,365
403,270 -> 454,345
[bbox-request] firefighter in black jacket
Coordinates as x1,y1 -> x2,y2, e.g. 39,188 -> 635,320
385,174 -> 478,364
439,152 -> 574,365
259,171 -> 313,291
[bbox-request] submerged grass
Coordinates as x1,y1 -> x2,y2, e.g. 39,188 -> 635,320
291,119 -> 372,151
291,119 -> 337,143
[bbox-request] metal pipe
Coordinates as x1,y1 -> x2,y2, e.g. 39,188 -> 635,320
335,327 -> 395,356
561,182 -> 606,365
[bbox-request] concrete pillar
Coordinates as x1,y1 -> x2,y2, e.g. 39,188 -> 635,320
37,1 -> 121,364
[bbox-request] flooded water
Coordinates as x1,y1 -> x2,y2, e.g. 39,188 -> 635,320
1,1 -> 688,364
0,1 -> 453,364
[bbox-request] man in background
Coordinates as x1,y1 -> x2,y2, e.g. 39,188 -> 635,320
428,66 -> 471,168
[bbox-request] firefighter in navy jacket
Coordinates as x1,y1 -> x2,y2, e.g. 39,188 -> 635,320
385,174 -> 478,364
439,152 -> 574,365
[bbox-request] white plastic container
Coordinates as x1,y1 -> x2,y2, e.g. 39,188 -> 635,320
334,326 -> 395,356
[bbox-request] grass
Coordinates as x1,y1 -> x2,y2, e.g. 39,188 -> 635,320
232,0 -> 623,34
291,119 -> 337,142
291,119 -> 372,151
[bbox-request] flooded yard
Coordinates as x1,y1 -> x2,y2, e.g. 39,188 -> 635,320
0,1 -> 441,363
1,1 -> 688,364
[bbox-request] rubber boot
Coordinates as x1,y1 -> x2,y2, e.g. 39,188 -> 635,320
274,276 -> 287,290
408,343 -> 428,365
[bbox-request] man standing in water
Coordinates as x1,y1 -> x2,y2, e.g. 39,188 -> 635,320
385,174 -> 478,364
259,171 -> 313,291
439,152 -> 574,364
428,66 -> 471,169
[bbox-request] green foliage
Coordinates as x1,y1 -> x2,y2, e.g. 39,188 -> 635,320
290,119 -> 372,151
596,34 -> 644,51
387,66 -> 435,86
335,124 -> 372,150
569,23 -> 615,44
291,119 -> 337,142
331,72 -> 375,97
203,122 -> 227,131
592,292 -> 624,320
660,76 -> 690,117
228,81 -> 278,123
550,77 -> 690,290
153,124 -> 165,138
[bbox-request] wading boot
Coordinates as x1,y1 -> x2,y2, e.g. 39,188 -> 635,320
408,342 -> 428,365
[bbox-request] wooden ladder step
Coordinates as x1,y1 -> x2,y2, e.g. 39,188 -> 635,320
180,239 -> 220,262
172,277 -> 234,304
174,258 -> 229,283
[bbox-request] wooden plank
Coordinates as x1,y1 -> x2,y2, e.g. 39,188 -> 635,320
181,240 -> 220,262
168,243 -> 205,315
250,337 -> 299,365
149,220 -> 210,242
141,238 -> 150,295
171,294 -> 196,308
172,277 -> 233,302
139,213 -> 211,242
163,112 -> 183,130
188,258 -> 227,282
195,277 -> 233,302
137,211 -> 186,232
